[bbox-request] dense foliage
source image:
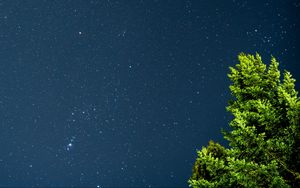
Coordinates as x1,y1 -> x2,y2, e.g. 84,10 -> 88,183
189,53 -> 300,187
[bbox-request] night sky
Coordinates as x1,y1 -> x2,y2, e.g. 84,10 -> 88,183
0,0 -> 299,187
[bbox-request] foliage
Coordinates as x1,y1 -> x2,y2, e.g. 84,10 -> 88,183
189,53 -> 300,187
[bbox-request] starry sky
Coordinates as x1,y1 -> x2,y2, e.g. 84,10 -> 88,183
0,0 -> 299,187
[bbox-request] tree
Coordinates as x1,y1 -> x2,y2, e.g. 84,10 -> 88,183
189,53 -> 300,187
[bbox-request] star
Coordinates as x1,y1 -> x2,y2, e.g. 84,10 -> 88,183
66,141 -> 74,151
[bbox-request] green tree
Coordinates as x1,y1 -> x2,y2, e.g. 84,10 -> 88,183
189,53 -> 300,187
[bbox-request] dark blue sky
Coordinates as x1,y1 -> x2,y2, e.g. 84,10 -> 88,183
0,0 -> 299,187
